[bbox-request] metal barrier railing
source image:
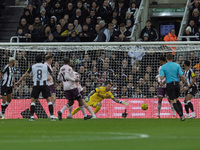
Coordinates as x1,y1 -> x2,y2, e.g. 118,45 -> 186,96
178,0 -> 190,40
128,0 -> 145,41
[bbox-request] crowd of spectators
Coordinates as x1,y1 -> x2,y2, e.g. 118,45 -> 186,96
1,48 -> 199,99
183,0 -> 200,41
15,0 -> 142,42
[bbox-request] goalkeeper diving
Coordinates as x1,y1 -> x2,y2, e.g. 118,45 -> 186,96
71,82 -> 129,117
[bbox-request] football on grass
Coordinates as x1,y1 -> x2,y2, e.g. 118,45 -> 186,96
141,103 -> 148,110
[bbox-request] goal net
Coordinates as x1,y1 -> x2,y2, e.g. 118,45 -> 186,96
0,42 -> 200,119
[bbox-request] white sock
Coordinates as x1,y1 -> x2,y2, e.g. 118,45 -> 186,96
68,106 -> 73,115
157,102 -> 161,116
79,105 -> 87,117
170,103 -> 176,116
86,105 -> 95,116
192,112 -> 196,116
61,104 -> 69,113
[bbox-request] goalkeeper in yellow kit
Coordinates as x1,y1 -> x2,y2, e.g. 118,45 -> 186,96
72,82 -> 129,117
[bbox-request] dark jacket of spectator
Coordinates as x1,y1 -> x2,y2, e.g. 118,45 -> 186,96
33,21 -> 44,36
16,18 -> 29,34
20,9 -> 34,25
99,2 -> 113,23
50,2 -> 64,20
140,26 -> 158,41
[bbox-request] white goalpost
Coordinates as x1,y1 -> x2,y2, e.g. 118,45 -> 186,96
0,41 -> 200,119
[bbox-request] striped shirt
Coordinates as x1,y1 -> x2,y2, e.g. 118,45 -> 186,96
27,63 -> 52,86
1,64 -> 15,87
184,68 -> 196,86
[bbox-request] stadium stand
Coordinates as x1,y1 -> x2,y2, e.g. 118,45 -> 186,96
13,0 -> 141,42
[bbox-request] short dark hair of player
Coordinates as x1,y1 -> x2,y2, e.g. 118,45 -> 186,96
146,20 -> 151,23
63,57 -> 70,65
35,54 -> 43,63
105,81 -> 112,86
45,55 -> 53,61
166,53 -> 173,61
184,60 -> 191,67
159,56 -> 166,62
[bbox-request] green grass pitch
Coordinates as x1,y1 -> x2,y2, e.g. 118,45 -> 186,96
0,119 -> 199,150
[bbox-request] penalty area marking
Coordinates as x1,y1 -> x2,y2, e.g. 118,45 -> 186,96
0,132 -> 150,143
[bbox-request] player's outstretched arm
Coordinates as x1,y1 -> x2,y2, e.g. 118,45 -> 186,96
112,98 -> 129,106
15,72 -> 29,86
85,90 -> 95,101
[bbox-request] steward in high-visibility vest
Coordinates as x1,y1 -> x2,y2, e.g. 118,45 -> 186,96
163,29 -> 177,55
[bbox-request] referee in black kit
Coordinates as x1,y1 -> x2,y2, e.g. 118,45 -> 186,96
160,53 -> 188,121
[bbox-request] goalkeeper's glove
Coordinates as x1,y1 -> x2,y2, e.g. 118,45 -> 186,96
120,100 -> 129,106
85,93 -> 92,102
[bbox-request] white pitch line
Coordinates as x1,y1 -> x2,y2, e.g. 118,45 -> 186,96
0,132 -> 150,143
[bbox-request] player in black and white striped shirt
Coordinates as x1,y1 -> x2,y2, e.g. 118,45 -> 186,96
16,54 -> 56,121
0,57 -> 16,119
183,60 -> 197,118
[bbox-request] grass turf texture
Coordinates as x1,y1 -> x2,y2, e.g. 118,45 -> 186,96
0,119 -> 199,150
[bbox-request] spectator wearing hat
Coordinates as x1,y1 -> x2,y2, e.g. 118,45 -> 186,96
48,17 -> 57,33
39,8 -> 49,25
20,9 -> 34,25
97,16 -> 102,24
125,11 -> 134,24
114,23 -> 131,42
127,1 -> 138,20
66,30 -> 80,42
99,0 -> 113,23
140,20 -> 158,41
126,19 -> 133,32
116,0 -> 128,24
94,20 -> 110,42
182,26 -> 195,41
143,33 -> 149,41
50,2 -> 63,20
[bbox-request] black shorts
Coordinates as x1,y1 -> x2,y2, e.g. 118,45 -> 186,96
1,86 -> 13,96
186,85 -> 197,96
166,81 -> 180,100
31,85 -> 51,99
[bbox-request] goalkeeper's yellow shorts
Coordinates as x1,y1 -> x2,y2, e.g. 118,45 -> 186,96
86,100 -> 99,108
